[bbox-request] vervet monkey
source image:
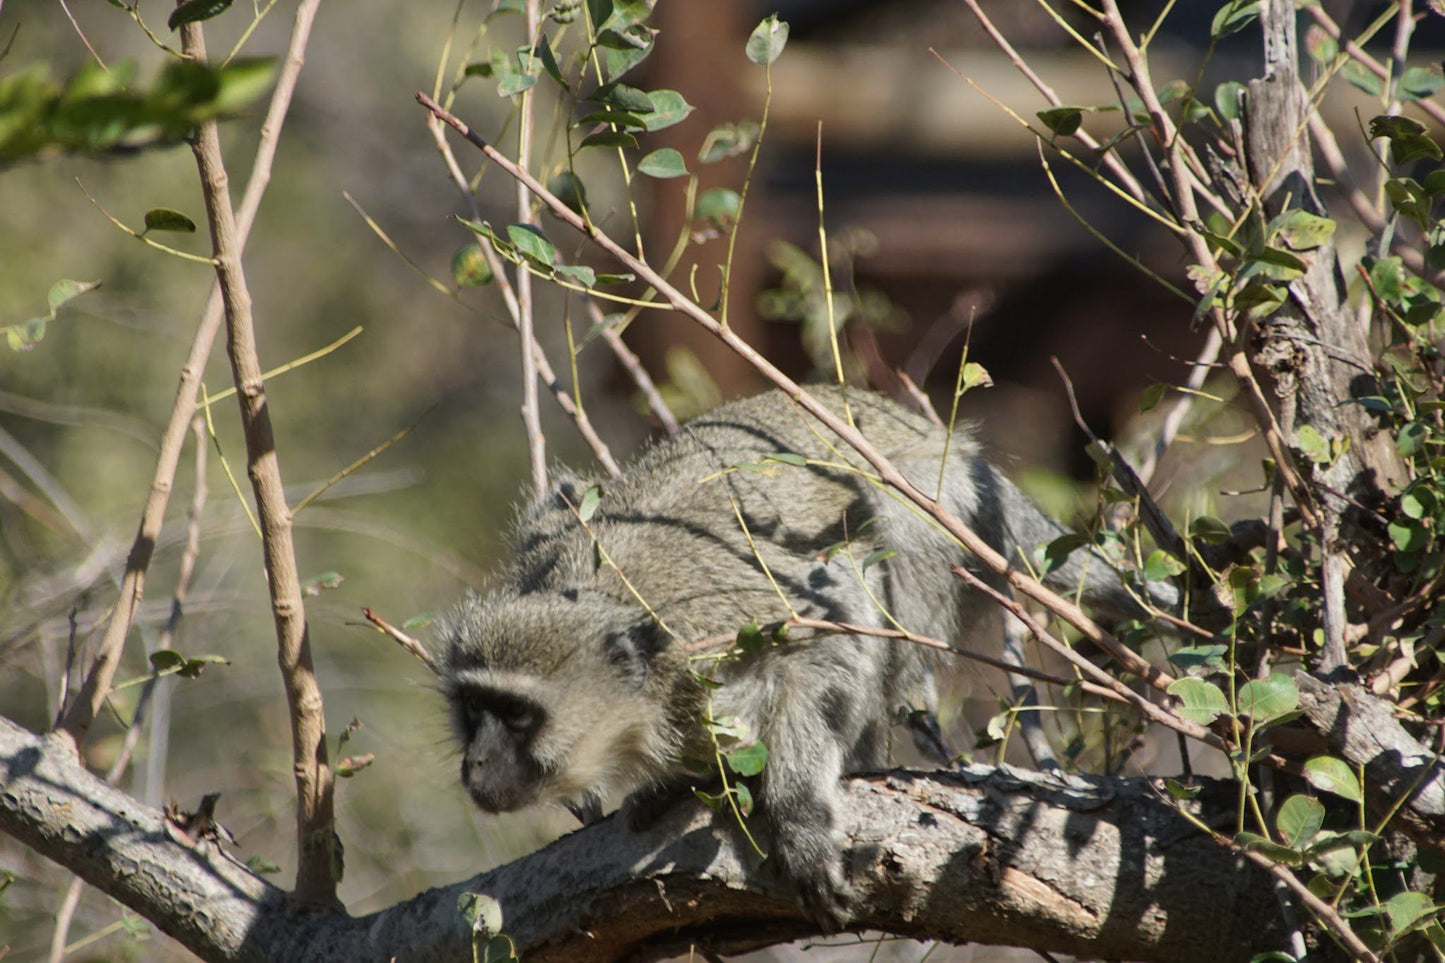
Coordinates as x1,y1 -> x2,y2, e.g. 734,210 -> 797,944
439,388 -> 1166,925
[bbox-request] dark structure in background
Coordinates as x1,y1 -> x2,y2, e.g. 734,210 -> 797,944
627,0 -> 1210,476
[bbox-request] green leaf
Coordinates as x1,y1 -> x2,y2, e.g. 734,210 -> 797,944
1234,831 -> 1302,866
1304,755 -> 1362,803
452,243 -> 495,287
725,740 -> 769,776
1037,106 -> 1084,137
1370,114 -> 1443,164
168,0 -> 232,30
150,649 -> 186,672
401,612 -> 436,632
1139,382 -> 1168,412
301,571 -> 344,595
546,172 -> 589,215
336,752 -> 374,777
641,89 -> 694,131
1400,65 -> 1445,102
1214,80 -> 1246,121
637,147 -> 687,178
1385,890 -> 1436,937
1237,674 -> 1299,724
736,621 -> 766,652
457,891 -> 504,937
695,187 -> 741,224
1168,677 -> 1230,725
698,121 -> 759,163
961,362 -> 992,391
1341,61 -> 1383,97
245,854 -> 281,874
5,318 -> 47,352
1165,644 -> 1228,671
577,483 -> 602,522
46,278 -> 100,315
1163,778 -> 1202,799
1389,518 -> 1428,553
555,263 -> 597,288
745,14 -> 789,66
764,452 -> 806,467
861,549 -> 896,572
1211,1 -> 1259,38
576,108 -> 648,130
1036,533 -> 1087,577
210,58 -> 277,116
1276,794 -> 1324,849
1143,549 -> 1187,582
578,129 -> 638,150
143,207 -> 197,233
1189,516 -> 1231,545
536,34 -> 566,87
589,81 -> 654,114
1272,210 -> 1334,251
597,23 -> 654,51
506,224 -> 556,267
1296,424 -> 1331,464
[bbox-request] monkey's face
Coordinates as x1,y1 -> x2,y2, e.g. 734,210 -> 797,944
438,590 -> 673,818
449,681 -> 549,812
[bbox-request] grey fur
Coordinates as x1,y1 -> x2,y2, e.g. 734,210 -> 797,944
438,388 -> 1166,926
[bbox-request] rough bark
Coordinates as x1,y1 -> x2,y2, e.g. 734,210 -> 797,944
2,715 -> 1307,962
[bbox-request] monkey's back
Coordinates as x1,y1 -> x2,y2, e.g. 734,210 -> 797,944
506,388 -> 977,645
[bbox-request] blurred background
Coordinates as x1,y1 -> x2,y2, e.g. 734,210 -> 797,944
0,0 -> 1433,959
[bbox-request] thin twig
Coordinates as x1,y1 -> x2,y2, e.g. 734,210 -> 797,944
361,608 -> 440,675
958,0 -> 1148,203
1304,4 -> 1445,130
418,92 -> 1177,697
423,112 -> 623,475
588,298 -> 679,435
515,0 -> 547,498
950,565 -> 1226,752
48,416 -> 208,963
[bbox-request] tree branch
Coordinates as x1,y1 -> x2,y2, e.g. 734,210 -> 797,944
0,714 -> 1309,962
184,21 -> 336,905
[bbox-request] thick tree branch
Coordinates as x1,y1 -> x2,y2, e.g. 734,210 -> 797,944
1,714 -> 1309,962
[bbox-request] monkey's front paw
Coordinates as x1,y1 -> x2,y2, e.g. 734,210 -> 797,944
770,826 -> 856,930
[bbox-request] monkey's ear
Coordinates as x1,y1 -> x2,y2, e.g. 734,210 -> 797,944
603,620 -> 666,687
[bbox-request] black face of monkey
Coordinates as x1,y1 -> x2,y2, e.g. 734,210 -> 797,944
449,683 -> 549,812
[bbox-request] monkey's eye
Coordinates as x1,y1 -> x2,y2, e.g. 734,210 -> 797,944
460,689 -> 539,735
493,696 -> 537,734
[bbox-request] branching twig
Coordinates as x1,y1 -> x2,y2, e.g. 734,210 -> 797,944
361,607 -> 440,675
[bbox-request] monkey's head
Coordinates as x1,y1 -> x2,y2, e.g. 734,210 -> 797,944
438,590 -> 683,821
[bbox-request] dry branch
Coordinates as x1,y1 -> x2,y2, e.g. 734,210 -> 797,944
184,21 -> 335,905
